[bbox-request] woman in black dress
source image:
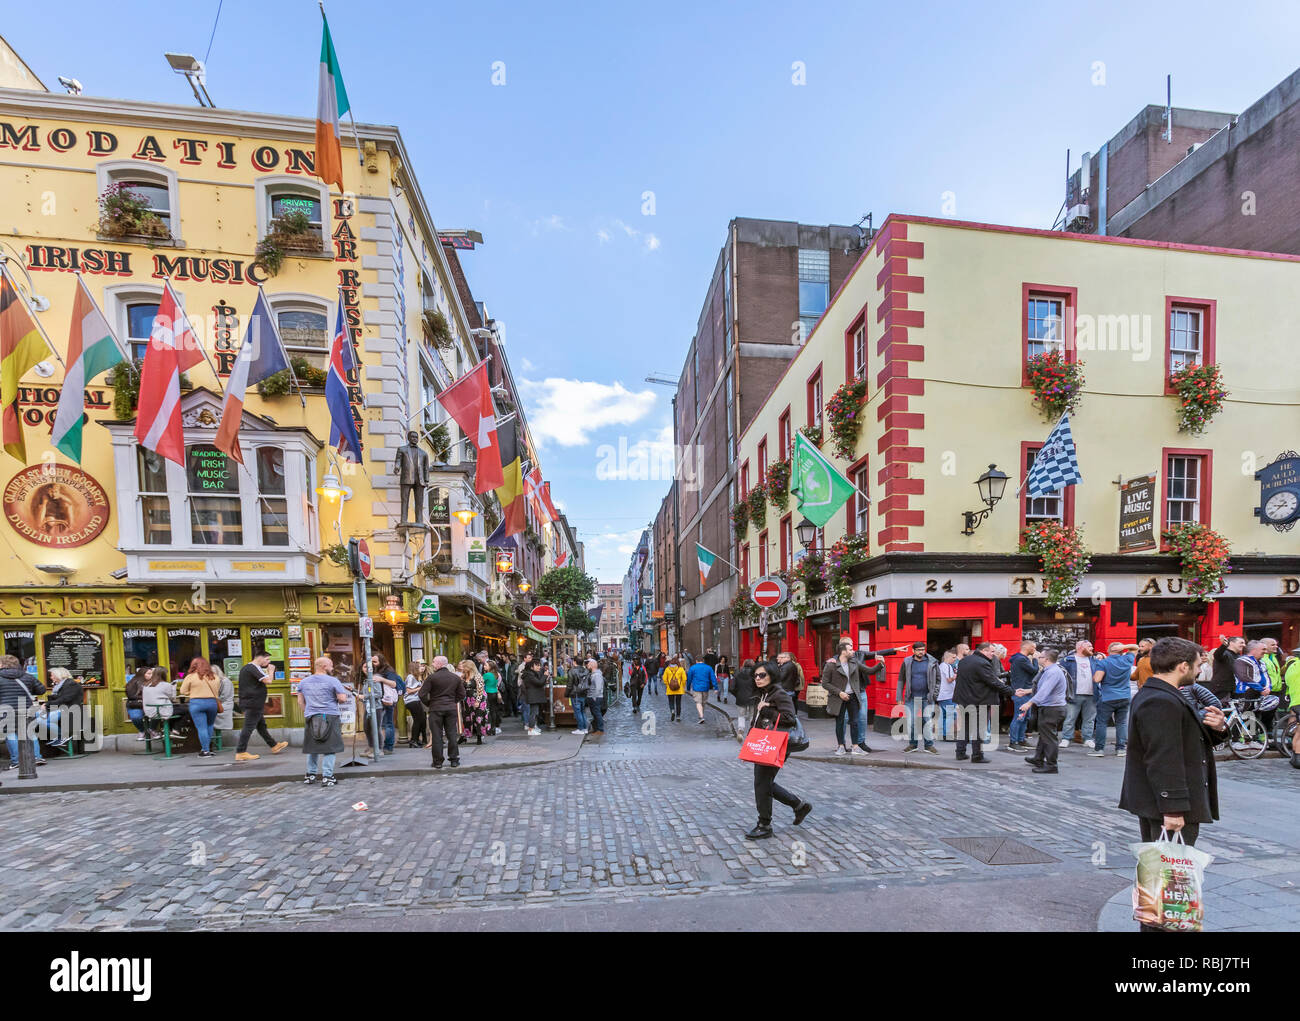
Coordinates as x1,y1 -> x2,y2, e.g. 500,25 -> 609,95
744,663 -> 813,840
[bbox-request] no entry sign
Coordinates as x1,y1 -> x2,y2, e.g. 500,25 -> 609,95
751,575 -> 788,609
355,538 -> 372,579
530,604 -> 560,633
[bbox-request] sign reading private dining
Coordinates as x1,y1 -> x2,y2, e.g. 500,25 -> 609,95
1118,473 -> 1157,552
3,464 -> 110,548
41,627 -> 105,687
186,445 -> 237,494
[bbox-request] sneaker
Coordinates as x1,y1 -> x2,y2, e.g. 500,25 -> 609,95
925,745 -> 939,755
34,758 -> 47,766
235,752 -> 260,762
903,745 -> 919,753
856,742 -> 874,754
1024,756 -> 1040,766
1059,739 -> 1070,748
303,773 -> 317,784
697,718 -> 705,725
198,751 -> 214,758
494,728 -> 502,735
574,730 -> 588,736
136,733 -> 147,742
834,747 -> 848,757
322,776 -> 337,787
793,802 -> 813,826
3,762 -> 17,771
1087,750 -> 1105,757
850,745 -> 867,756
744,823 -> 774,840
1117,749 -> 1127,757
271,741 -> 289,754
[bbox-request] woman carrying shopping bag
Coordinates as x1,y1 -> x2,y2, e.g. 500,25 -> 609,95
740,662 -> 813,840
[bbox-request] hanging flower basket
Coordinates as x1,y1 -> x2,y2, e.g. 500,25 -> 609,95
730,500 -> 750,536
746,487 -> 767,529
1018,520 -> 1091,609
800,424 -> 823,447
825,378 -> 868,461
824,532 -> 870,608
791,552 -> 826,595
730,584 -> 760,626
1162,523 -> 1231,603
422,308 -> 455,350
1025,352 -> 1085,419
766,457 -> 791,511
1169,362 -> 1228,435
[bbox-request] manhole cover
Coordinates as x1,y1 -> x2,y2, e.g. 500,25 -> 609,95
941,836 -> 1060,865
868,784 -> 929,797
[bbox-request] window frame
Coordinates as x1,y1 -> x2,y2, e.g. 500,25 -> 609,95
1021,283 -> 1078,386
266,291 -> 331,373
779,513 -> 793,572
777,408 -> 791,461
844,305 -> 868,382
847,454 -> 870,537
1161,447 -> 1213,541
757,438 -> 768,486
254,175 -> 332,253
95,161 -> 181,243
1163,296 -> 1217,394
806,364 -> 824,431
1018,440 -> 1076,530
740,541 -> 750,586
740,460 -> 750,499
104,283 -> 177,362
758,530 -> 769,577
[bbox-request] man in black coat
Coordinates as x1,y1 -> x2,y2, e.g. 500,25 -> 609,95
1120,637 -> 1227,895
419,655 -> 467,768
953,642 -> 1013,763
1208,635 -> 1243,703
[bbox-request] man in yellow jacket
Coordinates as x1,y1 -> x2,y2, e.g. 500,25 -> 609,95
663,657 -> 687,723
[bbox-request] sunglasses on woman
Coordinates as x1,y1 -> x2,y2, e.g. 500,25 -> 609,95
755,670 -> 768,679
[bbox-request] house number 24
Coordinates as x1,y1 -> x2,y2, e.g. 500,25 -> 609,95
924,579 -> 954,593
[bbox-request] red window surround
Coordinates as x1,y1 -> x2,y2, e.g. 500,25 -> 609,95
806,364 -> 823,430
1018,440 -> 1076,531
779,513 -> 792,572
758,438 -> 768,485
846,454 -> 869,536
1021,282 -> 1078,387
844,305 -> 868,382
741,542 -> 750,586
1163,296 -> 1217,395
1160,446 -> 1213,545
778,408 -> 791,460
758,531 -> 769,576
740,460 -> 750,498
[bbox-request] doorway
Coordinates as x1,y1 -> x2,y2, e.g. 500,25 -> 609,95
926,618 -> 979,659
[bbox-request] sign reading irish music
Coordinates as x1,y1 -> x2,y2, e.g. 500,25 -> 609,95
1118,474 -> 1157,553
3,465 -> 110,548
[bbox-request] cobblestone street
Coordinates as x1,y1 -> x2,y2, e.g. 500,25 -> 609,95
2,686 -> 1297,931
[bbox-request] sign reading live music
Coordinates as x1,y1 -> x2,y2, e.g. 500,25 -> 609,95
1118,473 -> 1157,552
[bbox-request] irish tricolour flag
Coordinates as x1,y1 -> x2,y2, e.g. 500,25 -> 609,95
315,11 -> 351,192
51,275 -> 127,463
696,542 -> 718,587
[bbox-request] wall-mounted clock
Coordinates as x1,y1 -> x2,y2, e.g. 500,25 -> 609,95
1254,451 -> 1300,532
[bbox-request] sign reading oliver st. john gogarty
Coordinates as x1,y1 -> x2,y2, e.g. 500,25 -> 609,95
3,464 -> 110,548
1118,473 -> 1157,553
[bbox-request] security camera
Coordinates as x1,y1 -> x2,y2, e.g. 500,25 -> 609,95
57,76 -> 83,95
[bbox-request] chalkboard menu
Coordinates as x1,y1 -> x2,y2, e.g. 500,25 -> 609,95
187,445 -> 238,494
42,627 -> 106,687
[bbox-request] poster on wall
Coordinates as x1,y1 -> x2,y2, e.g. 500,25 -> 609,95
1118,473 -> 1157,552
42,627 -> 106,687
3,464 -> 110,548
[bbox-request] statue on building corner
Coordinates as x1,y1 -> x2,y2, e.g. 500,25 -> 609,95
394,430 -> 431,525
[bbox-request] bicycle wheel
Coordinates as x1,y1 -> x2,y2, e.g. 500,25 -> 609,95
1284,718 -> 1300,769
1229,715 -> 1269,760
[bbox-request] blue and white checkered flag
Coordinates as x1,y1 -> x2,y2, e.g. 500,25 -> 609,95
1025,413 -> 1082,497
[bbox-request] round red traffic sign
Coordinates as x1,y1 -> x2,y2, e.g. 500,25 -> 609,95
530,604 -> 560,633
751,575 -> 788,609
356,538 -> 372,579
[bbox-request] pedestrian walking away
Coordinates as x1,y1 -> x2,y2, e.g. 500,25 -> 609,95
1090,642 -> 1139,757
1016,648 -> 1067,773
1119,637 -> 1228,931
420,655 -> 467,767
686,655 -> 717,724
743,663 -> 812,840
0,654 -> 45,770
458,659 -> 491,744
483,659 -> 505,735
235,651 -> 289,761
298,656 -> 349,787
570,659 -> 606,734
663,656 -> 687,721
179,657 -> 223,758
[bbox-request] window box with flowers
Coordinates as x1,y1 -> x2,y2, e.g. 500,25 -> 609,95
765,457 -> 791,512
95,183 -> 172,243
730,500 -> 750,536
111,358 -> 192,418
1162,523 -> 1231,602
800,424 -> 823,447
257,355 -> 328,397
791,552 -> 826,596
422,308 -> 455,350
1169,363 -> 1228,435
254,210 -> 325,276
1025,352 -> 1085,419
1018,520 -> 1091,609
824,532 -> 870,608
746,487 -> 767,529
825,378 -> 868,461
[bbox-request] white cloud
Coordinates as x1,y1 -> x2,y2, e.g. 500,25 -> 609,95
519,377 -> 656,447
603,218 -> 661,253
530,214 -> 570,236
585,528 -> 646,556
646,234 -> 660,251
596,228 -> 612,244
518,356 -> 536,373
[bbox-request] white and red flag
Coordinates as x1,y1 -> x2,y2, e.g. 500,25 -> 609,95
214,288 -> 290,465
436,361 -> 504,493
133,280 -> 207,466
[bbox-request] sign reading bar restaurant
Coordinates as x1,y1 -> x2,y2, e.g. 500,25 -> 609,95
1118,473 -> 1157,552
4,464 -> 110,548
187,445 -> 237,493
42,627 -> 105,687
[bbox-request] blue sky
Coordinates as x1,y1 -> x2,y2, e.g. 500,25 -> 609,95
8,0 -> 1300,582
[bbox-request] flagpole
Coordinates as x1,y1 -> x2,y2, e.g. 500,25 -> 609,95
257,285 -> 306,408
0,262 -> 65,369
320,3 -> 364,169
160,278 -> 224,397
75,272 -> 132,364
1014,409 -> 1070,497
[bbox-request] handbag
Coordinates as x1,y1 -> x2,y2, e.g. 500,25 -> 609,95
739,723 -> 788,766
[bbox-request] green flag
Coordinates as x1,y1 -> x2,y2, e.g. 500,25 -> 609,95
789,431 -> 855,527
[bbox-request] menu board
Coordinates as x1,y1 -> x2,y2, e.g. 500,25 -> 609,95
187,445 -> 238,494
42,627 -> 106,687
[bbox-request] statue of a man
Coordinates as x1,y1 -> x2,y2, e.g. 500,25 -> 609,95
394,430 -> 431,525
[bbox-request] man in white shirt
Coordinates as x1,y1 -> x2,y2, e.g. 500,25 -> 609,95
1059,640 -> 1099,748
936,649 -> 958,741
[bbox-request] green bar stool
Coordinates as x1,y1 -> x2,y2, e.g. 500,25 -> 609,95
146,707 -> 177,758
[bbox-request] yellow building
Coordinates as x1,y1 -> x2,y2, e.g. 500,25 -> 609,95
733,215 -> 1300,711
0,85 -> 537,741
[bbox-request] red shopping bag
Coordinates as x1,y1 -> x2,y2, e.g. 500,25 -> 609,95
739,725 -> 789,766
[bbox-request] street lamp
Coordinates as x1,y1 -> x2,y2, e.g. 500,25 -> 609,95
453,507 -> 478,527
518,579 -> 531,594
795,517 -> 818,549
315,462 -> 353,540
961,464 -> 1010,535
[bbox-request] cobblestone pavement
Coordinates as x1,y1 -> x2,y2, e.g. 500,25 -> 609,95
1,685 -> 1296,931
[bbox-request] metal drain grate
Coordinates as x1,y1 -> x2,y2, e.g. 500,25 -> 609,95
940,836 -> 1060,865
868,784 -> 930,797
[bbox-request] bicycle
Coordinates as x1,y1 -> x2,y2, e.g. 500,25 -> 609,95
1274,706 -> 1299,769
1223,696 -> 1272,760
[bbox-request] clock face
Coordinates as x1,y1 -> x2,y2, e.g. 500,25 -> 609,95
1264,490 -> 1299,521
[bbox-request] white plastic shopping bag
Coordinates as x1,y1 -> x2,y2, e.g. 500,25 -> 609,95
1130,828 -> 1214,931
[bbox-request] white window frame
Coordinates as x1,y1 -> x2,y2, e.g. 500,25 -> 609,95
1166,455 -> 1202,526
1026,295 -> 1065,359
96,161 -> 181,243
1168,306 -> 1203,372
1024,447 -> 1064,522
265,292 -> 331,372
254,175 -> 331,251
104,283 -> 182,363
853,464 -> 871,535
853,325 -> 866,381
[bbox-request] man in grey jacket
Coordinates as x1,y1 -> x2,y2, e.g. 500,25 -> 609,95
1016,648 -> 1068,773
895,642 -> 941,754
821,639 -> 874,756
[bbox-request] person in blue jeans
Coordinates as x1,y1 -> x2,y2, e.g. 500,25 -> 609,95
572,659 -> 606,734
1007,641 -> 1040,751
180,658 -> 224,757
895,643 -> 941,753
1089,641 -> 1139,756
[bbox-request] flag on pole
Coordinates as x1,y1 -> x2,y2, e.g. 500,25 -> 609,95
436,361 -> 504,493
493,423 -> 526,536
540,480 -> 561,523
788,430 -> 855,527
214,289 -> 289,465
51,275 -> 127,463
1024,413 -> 1082,498
555,549 -> 568,568
132,280 -> 205,467
696,542 -> 718,587
315,10 -> 351,192
0,267 -> 53,462
524,466 -> 546,522
326,294 -> 362,462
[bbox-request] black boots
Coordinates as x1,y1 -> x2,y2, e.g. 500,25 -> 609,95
744,822 -> 774,840
793,801 -> 813,826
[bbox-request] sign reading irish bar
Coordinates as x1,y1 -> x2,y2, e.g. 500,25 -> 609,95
3,465 -> 110,548
1118,474 -> 1157,553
